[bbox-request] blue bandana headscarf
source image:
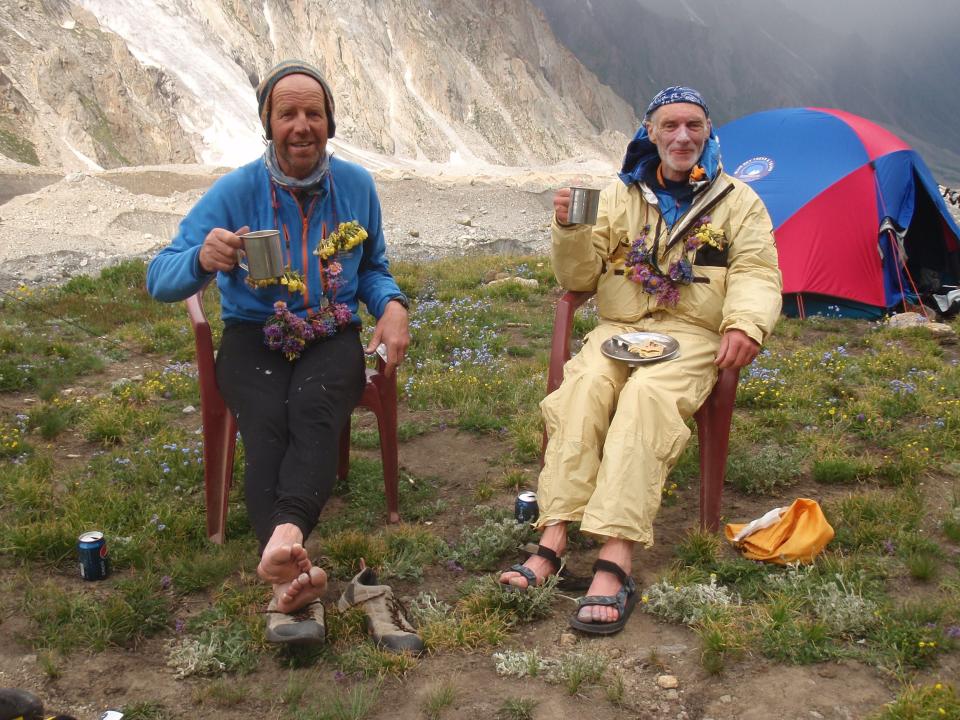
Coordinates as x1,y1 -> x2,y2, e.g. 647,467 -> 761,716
644,85 -> 710,120
619,85 -> 719,226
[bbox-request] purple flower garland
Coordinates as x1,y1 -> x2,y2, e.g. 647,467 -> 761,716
624,217 -> 725,307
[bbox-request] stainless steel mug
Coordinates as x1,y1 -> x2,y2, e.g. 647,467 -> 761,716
237,230 -> 284,280
568,186 -> 601,225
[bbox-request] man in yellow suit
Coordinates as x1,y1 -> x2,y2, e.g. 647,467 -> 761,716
501,86 -> 782,634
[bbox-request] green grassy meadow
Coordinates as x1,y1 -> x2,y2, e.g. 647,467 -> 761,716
0,256 -> 958,719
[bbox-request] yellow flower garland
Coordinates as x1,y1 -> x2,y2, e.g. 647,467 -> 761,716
315,221 -> 367,260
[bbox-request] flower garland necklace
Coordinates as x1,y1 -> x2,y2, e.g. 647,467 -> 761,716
253,177 -> 368,361
263,220 -> 367,360
624,215 -> 726,307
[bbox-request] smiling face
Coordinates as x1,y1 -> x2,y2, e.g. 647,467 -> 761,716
646,103 -> 711,182
270,73 -> 329,179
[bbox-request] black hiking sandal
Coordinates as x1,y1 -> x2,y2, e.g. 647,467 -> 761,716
500,544 -> 567,593
568,558 -> 638,636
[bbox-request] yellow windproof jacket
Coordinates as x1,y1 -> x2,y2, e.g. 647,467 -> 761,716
553,173 -> 783,345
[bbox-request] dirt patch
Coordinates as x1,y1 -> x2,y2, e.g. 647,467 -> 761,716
0,169 -> 63,205
97,168 -> 228,198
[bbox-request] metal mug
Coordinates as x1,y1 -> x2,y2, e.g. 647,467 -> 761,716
568,186 -> 601,225
237,229 -> 284,280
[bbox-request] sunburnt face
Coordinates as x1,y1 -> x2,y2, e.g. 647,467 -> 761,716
270,73 -> 329,180
646,103 -> 711,182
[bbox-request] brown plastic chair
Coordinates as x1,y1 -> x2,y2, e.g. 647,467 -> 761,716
545,291 -> 740,532
186,283 -> 400,544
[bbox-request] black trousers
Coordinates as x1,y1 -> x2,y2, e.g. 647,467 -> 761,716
216,323 -> 365,551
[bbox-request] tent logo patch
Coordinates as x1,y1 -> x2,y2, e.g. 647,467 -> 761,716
733,156 -> 775,182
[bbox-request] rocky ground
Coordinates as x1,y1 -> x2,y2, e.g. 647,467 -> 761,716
0,159 -> 616,292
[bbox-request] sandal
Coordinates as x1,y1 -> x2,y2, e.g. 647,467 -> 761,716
568,559 -> 638,636
265,597 -> 326,645
518,542 -> 592,591
500,544 -> 564,593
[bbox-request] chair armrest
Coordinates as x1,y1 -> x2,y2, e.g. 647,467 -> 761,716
185,286 -> 209,332
547,291 -> 595,395
185,282 -> 221,412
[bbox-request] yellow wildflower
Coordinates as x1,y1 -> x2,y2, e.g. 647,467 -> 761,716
316,221 -> 368,259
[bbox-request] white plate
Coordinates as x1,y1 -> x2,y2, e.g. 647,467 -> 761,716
600,332 -> 680,365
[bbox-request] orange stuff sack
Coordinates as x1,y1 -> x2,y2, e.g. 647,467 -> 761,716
724,498 -> 834,564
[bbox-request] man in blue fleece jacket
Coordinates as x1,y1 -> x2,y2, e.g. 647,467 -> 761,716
147,60 -> 409,624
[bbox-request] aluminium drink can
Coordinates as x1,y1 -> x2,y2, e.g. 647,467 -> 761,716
514,491 -> 539,524
78,530 -> 110,581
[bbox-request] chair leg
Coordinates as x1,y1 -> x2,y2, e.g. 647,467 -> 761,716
204,411 -> 237,545
377,380 -> 400,524
338,416 -> 351,483
697,369 -> 739,532
697,410 -> 722,532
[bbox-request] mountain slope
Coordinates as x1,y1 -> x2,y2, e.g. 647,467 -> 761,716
0,0 -> 637,171
531,0 -> 960,183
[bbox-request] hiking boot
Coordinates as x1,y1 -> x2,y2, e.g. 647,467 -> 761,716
337,567 -> 425,655
265,598 -> 326,645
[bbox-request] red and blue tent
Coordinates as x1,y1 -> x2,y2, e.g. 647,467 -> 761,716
718,108 -> 960,317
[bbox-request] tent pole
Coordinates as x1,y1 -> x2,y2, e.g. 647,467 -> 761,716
886,228 -> 930,320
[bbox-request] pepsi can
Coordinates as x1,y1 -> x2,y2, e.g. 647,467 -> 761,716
78,531 -> 110,581
514,491 -> 539,524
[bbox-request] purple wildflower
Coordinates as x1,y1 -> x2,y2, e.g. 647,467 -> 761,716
332,303 -> 353,325
668,258 -> 694,283
657,284 -> 680,306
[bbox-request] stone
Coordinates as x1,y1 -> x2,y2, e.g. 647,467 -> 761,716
719,695 -> 732,704
456,215 -> 473,226
88,204 -> 97,213
608,647 -> 622,659
810,712 -> 824,719
887,311 -> 926,328
665,689 -> 679,700
408,229 -> 420,237
487,277 -> 538,288
926,322 -> 957,343
657,674 -> 679,689
559,631 -> 577,648
182,405 -> 196,414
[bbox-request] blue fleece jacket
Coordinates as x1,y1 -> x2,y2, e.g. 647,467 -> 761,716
146,155 -> 405,324
617,124 -> 721,228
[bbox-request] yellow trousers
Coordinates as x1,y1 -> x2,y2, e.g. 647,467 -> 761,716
535,318 -> 721,546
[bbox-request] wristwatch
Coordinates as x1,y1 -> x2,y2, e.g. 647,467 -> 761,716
389,294 -> 410,310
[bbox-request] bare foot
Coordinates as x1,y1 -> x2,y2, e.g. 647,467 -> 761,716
258,524 -> 311,583
275,566 -> 328,614
499,523 -> 567,589
577,538 -> 633,624
258,541 -> 311,583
